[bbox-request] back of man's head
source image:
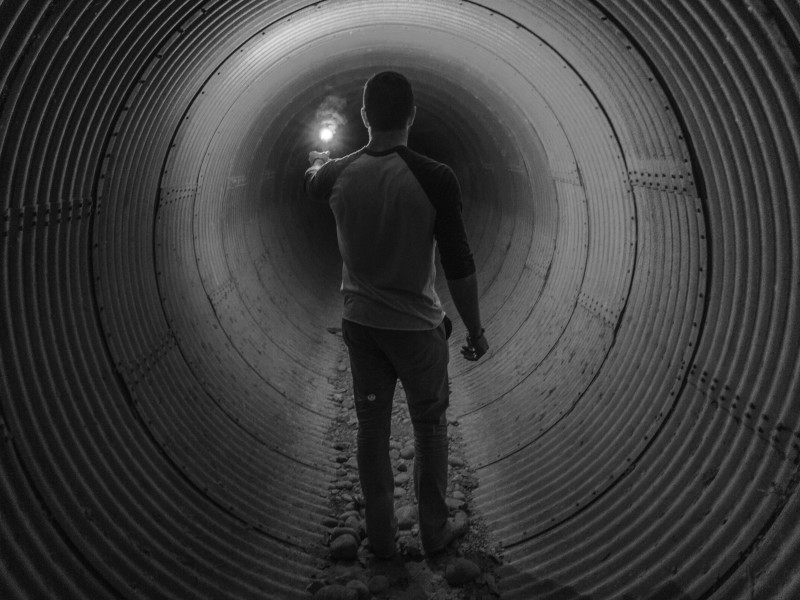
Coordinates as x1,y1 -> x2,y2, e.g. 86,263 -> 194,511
363,71 -> 414,132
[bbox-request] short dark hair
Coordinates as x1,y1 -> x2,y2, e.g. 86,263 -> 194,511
363,71 -> 414,132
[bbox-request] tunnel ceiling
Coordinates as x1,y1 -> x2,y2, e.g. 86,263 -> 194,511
1,1 -> 799,599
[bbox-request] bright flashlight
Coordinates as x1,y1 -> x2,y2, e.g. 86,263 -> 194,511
320,127 -> 334,142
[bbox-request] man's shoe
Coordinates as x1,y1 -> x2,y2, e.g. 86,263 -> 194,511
424,513 -> 469,557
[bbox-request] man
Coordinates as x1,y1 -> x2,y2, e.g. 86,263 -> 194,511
305,71 -> 489,559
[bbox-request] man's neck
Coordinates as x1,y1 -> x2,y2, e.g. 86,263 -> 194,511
366,128 -> 409,152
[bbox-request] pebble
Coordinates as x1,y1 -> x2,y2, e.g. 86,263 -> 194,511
453,511 -> 469,530
445,558 -> 481,586
394,473 -> 410,486
330,534 -> 359,561
397,462 -> 408,472
400,445 -> 415,460
397,505 -> 418,529
331,527 -> 359,542
368,575 -> 390,594
322,516 -> 339,528
314,584 -> 358,600
446,497 -> 466,511
344,516 -> 361,533
448,456 -> 465,468
346,579 -> 370,600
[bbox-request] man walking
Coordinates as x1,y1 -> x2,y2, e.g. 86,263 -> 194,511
305,71 -> 489,559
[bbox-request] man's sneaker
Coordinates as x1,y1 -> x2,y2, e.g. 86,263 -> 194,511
424,512 -> 469,558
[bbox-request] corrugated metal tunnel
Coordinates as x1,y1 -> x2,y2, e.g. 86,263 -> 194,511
1,1 -> 798,598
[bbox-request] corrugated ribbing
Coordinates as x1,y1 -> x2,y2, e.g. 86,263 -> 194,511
1,0 -> 797,598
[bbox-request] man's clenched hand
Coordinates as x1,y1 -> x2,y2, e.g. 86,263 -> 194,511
461,329 -> 489,361
308,150 -> 330,167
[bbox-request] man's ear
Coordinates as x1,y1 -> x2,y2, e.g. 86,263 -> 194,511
361,107 -> 369,129
407,106 -> 417,128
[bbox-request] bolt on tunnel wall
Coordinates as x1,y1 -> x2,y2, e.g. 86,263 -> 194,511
1,0 -> 799,599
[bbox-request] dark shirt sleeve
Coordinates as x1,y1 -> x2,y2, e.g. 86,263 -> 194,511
398,147 -> 476,280
432,170 -> 475,280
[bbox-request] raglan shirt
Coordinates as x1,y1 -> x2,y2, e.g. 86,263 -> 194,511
304,145 -> 475,331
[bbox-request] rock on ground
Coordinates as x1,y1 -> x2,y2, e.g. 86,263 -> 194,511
397,504 -> 418,529
330,534 -> 359,561
445,558 -> 482,586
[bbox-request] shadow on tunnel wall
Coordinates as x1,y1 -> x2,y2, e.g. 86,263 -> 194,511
1,1 -> 799,599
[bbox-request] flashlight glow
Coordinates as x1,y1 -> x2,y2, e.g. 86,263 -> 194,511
320,127 -> 334,142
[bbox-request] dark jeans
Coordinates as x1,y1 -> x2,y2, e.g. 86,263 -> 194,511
342,319 -> 450,556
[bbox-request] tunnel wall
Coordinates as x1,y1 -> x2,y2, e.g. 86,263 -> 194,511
1,1 -> 798,599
